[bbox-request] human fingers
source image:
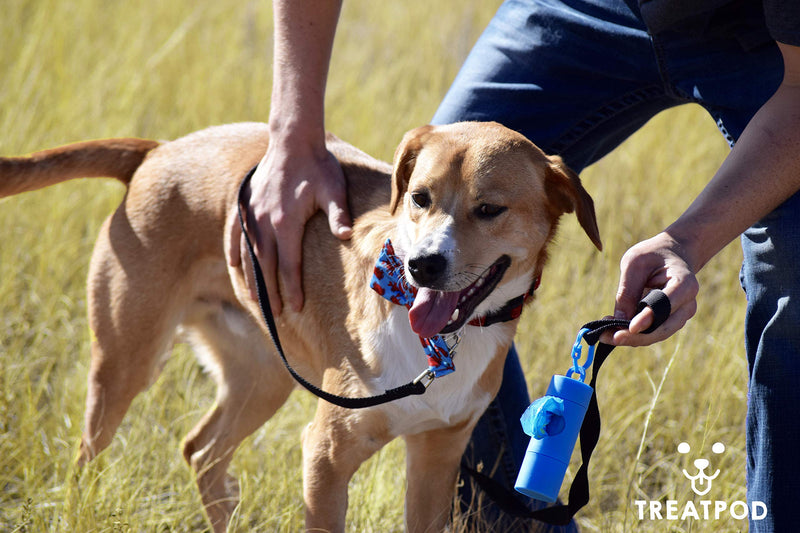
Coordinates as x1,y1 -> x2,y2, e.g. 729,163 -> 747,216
318,153 -> 352,240
228,207 -> 276,311
610,290 -> 696,346
246,138 -> 352,312
612,239 -> 667,321
247,229 -> 283,316
270,205 -> 305,313
235,168 -> 285,315
272,150 -> 351,310
601,234 -> 699,346
326,197 -> 352,240
227,209 -> 242,267
623,250 -> 699,342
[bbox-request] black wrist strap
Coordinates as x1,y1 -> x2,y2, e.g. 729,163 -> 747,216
461,290 -> 671,525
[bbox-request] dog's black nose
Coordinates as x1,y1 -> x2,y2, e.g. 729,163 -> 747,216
407,253 -> 448,286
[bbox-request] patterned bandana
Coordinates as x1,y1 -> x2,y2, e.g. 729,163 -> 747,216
370,239 -> 455,377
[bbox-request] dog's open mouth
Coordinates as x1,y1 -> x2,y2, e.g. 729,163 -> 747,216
408,256 -> 511,338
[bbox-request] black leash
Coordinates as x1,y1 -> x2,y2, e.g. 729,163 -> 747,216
460,290 -> 671,525
237,168 -> 430,409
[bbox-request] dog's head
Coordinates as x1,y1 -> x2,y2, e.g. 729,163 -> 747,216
388,122 -> 602,338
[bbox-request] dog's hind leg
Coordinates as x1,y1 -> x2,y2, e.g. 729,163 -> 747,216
179,307 -> 294,533
77,222 -> 186,466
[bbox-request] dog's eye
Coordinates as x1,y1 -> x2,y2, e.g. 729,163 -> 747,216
410,191 -> 431,209
476,203 -> 507,219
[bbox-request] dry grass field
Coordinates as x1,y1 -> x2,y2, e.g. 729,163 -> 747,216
1,1 -> 749,531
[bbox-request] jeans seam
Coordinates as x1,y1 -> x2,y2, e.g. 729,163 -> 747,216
649,32 -> 703,103
650,34 -> 678,99
549,84 -> 668,156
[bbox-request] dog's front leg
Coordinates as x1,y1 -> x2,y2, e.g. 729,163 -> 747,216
302,403 -> 389,532
403,421 -> 474,532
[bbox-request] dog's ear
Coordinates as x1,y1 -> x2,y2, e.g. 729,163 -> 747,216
544,155 -> 603,250
390,125 -> 435,214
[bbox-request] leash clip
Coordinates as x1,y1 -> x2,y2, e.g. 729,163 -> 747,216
566,328 -> 594,383
445,332 -> 462,358
413,368 -> 436,389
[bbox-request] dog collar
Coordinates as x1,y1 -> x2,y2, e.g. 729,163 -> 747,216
370,239 -> 537,376
468,276 -> 539,328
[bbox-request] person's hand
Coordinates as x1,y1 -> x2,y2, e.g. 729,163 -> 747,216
602,232 -> 699,346
227,133 -> 351,314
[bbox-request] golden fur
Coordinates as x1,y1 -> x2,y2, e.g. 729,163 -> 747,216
0,121 -> 601,532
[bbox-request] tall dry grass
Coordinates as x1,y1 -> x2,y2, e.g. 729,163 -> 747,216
1,0 -> 747,531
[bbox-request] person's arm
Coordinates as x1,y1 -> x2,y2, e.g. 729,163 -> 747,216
608,42 -> 800,346
228,0 -> 348,314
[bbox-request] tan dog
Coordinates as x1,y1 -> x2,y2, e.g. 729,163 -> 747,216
0,121 -> 601,532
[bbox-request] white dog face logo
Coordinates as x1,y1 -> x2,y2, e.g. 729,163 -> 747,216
678,441 -> 725,496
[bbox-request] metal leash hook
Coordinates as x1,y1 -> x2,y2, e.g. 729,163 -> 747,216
412,368 -> 436,389
412,332 -> 461,390
446,332 -> 462,357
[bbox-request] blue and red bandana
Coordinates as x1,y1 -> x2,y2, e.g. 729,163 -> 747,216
371,239 -> 455,377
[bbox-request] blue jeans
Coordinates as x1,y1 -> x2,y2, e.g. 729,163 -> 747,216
432,0 -> 788,530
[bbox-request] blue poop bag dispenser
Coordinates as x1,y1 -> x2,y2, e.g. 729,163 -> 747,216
514,329 -> 595,502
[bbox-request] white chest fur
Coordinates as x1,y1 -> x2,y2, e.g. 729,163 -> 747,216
366,306 -> 513,437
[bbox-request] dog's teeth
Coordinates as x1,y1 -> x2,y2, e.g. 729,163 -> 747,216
450,309 -> 460,322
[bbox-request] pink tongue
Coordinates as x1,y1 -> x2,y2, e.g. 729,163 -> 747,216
408,288 -> 460,338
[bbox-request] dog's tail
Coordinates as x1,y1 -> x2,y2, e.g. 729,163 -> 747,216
0,138 -> 160,198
